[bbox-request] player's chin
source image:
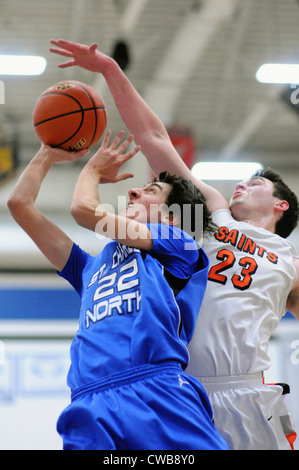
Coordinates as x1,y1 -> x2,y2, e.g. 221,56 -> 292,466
120,209 -> 138,223
229,196 -> 243,207
229,201 -> 240,214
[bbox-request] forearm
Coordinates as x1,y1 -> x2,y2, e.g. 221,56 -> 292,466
71,165 -> 102,231
101,59 -> 180,174
8,147 -> 56,220
103,59 -> 167,139
71,161 -> 152,250
8,146 -> 74,271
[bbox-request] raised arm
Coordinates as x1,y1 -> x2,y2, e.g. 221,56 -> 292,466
71,130 -> 154,250
7,145 -> 87,271
50,39 -> 228,214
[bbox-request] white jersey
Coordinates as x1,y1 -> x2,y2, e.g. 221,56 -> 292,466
187,209 -> 298,378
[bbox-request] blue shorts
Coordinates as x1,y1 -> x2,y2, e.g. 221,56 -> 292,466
57,362 -> 228,450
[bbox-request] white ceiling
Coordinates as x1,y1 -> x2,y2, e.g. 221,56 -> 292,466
1,0 -> 299,270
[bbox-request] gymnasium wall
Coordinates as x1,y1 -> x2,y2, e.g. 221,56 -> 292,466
0,272 -> 299,450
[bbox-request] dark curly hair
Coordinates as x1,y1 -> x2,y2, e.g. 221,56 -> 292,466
251,167 -> 299,238
154,171 -> 216,241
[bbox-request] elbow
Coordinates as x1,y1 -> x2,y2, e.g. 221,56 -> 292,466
71,199 -> 105,232
136,129 -> 167,148
70,199 -> 95,230
7,193 -> 36,228
7,194 -> 23,218
70,201 -> 86,227
7,195 -> 34,227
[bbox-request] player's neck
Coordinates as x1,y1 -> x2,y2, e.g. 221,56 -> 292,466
232,212 -> 276,234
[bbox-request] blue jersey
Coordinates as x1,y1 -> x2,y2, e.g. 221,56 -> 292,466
58,223 -> 209,392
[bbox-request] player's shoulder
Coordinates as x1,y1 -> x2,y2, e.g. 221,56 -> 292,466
211,208 -> 234,226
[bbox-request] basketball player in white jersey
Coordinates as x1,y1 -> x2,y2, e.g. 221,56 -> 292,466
50,39 -> 299,450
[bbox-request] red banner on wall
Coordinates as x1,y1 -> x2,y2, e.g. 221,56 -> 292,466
168,127 -> 195,170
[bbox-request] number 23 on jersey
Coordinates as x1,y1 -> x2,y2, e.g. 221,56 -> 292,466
208,248 -> 258,291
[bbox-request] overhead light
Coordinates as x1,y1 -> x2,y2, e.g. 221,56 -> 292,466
191,162 -> 263,180
0,55 -> 47,75
256,63 -> 299,84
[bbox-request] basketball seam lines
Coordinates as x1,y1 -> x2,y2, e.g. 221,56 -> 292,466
79,83 -> 99,148
34,107 -> 106,127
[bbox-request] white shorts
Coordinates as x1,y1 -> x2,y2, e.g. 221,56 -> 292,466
197,373 -> 296,450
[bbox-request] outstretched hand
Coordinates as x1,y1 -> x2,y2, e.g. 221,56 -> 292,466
86,130 -> 141,184
49,39 -> 110,73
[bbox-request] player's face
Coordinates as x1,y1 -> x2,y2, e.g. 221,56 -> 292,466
123,182 -> 172,224
229,176 -> 278,219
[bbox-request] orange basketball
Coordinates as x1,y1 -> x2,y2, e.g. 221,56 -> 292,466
33,80 -> 107,151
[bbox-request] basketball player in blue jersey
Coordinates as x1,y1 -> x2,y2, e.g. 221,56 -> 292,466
7,130 -> 227,450
50,38 -> 299,450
